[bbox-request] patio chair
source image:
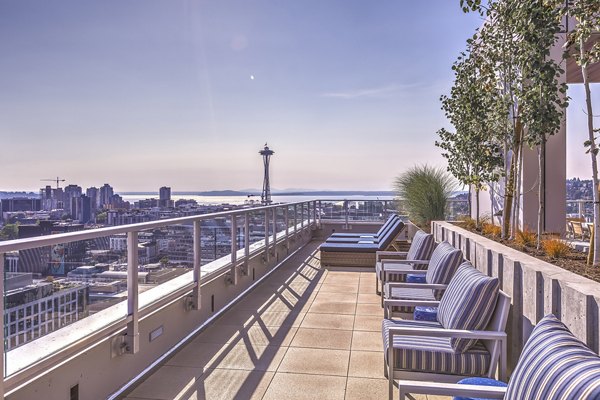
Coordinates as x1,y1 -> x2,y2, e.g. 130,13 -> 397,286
382,263 -> 509,400
570,219 -> 585,240
373,230 -> 435,295
382,256 -> 466,315
397,314 -> 600,400
319,219 -> 405,267
378,241 -> 461,305
326,214 -> 399,242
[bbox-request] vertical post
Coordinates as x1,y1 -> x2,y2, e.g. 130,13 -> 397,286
264,209 -> 270,262
272,207 -> 278,259
0,252 -> 4,396
192,220 -> 201,309
126,231 -> 140,354
301,203 -> 305,229
344,200 -> 349,228
312,200 -> 317,227
307,202 -> 311,225
384,200 -> 388,220
231,214 -> 238,284
294,204 -> 298,234
244,212 -> 250,271
579,201 -> 584,219
318,200 -> 322,227
285,206 -> 290,250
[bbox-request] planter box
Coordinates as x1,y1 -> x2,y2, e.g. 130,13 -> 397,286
432,221 -> 600,372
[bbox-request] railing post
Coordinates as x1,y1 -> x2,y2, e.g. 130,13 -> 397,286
344,200 -> 349,228
264,209 -> 270,262
126,231 -> 140,354
301,203 -> 305,230
579,201 -> 584,219
318,200 -> 322,227
191,220 -> 201,309
285,205 -> 290,250
244,212 -> 250,273
0,252 -> 4,397
384,200 -> 388,220
230,214 -> 238,285
294,204 -> 298,234
312,200 -> 317,227
272,207 -> 278,260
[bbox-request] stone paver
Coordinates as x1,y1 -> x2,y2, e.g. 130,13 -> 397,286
124,241 -> 448,400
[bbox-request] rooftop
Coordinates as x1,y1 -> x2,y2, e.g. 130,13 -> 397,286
123,241 -> 443,400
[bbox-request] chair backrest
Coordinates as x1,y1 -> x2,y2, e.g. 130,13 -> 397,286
504,314 -> 600,399
424,242 -> 463,286
437,262 -> 500,353
572,221 -> 584,236
406,230 -> 435,266
377,220 -> 405,250
372,215 -> 398,237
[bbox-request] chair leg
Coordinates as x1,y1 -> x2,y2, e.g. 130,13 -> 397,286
388,337 -> 394,400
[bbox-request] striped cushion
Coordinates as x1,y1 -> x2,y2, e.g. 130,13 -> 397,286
505,314 -> 600,400
382,318 -> 491,376
406,231 -> 435,269
437,262 -> 499,353
387,286 -> 436,301
425,241 -> 463,284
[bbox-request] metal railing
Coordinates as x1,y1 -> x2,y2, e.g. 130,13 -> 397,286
0,200 -> 322,396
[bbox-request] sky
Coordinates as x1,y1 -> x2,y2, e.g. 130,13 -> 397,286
0,1 -> 597,193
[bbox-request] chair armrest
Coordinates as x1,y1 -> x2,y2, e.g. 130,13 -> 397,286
382,267 -> 427,275
376,251 -> 407,261
386,282 -> 447,290
388,326 -> 507,341
398,380 -> 506,400
383,298 -> 440,318
383,259 -> 429,265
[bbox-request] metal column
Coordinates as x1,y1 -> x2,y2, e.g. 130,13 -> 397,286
126,231 -> 140,354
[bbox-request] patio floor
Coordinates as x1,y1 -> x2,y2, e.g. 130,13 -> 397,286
124,241 -> 448,400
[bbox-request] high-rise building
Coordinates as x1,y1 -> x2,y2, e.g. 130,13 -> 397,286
71,195 -> 92,223
159,186 -> 172,208
99,184 -> 114,209
86,187 -> 99,211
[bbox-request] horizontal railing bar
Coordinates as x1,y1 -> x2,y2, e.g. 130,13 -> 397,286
0,200 -> 321,253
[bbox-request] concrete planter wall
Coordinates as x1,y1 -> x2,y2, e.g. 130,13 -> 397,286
432,221 -> 600,371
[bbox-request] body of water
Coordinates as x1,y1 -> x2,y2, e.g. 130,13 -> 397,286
121,194 -> 396,205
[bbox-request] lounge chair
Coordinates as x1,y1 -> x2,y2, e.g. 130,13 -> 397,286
397,314 -> 600,400
326,214 -> 399,242
382,263 -> 510,400
319,219 -> 405,267
374,230 -> 435,295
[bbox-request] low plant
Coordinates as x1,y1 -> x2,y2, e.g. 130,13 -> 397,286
481,222 -> 501,238
394,165 -> 456,231
514,229 -> 537,248
459,216 -> 477,231
542,239 -> 571,259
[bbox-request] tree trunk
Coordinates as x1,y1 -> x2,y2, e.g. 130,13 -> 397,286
502,154 -> 516,239
468,185 -> 473,221
581,39 -> 600,266
476,187 -> 480,229
537,140 -> 546,249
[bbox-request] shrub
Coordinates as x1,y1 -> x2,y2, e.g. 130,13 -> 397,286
394,165 -> 456,230
515,229 -> 537,248
459,216 -> 477,230
481,222 -> 501,238
542,239 -> 571,259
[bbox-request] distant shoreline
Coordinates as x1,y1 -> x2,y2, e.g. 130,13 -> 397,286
120,190 -> 397,197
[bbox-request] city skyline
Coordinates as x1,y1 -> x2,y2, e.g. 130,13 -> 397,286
1,1 -> 598,193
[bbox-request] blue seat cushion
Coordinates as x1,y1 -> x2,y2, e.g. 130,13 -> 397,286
414,306 -> 438,322
382,318 -> 491,376
406,274 -> 426,283
505,314 -> 600,400
454,377 -> 507,400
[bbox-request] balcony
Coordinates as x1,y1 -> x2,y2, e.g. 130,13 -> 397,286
0,199 -> 424,400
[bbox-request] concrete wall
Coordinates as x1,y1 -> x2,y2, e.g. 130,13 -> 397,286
7,228 -> 315,400
433,221 -> 600,371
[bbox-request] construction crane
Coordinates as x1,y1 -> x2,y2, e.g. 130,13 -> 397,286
41,177 -> 66,189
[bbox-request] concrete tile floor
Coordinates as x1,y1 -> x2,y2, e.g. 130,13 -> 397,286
124,241 -> 449,400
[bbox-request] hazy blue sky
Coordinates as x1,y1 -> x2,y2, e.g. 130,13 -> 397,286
1,1 -> 597,192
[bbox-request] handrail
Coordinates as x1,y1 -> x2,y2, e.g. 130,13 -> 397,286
0,200 -> 315,253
